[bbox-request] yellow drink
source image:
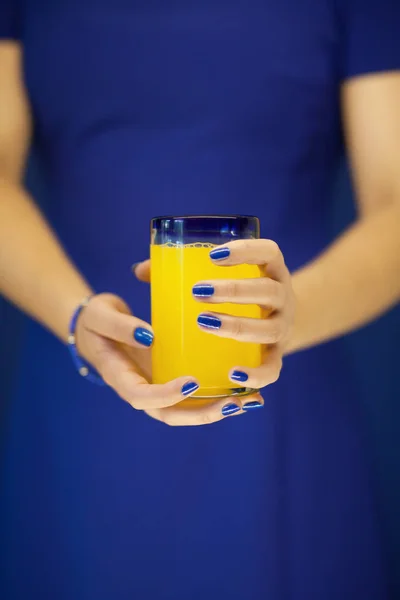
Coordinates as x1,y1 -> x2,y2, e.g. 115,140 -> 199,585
151,243 -> 262,397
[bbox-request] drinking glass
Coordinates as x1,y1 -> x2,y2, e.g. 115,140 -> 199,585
151,215 -> 262,398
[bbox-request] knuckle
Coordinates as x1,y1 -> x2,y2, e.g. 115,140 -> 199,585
267,356 -> 283,384
265,320 -> 284,343
279,283 -> 288,307
116,375 -> 134,401
267,239 -> 281,258
225,280 -> 239,298
242,239 -> 253,252
231,318 -> 244,337
200,412 -> 215,426
264,279 -> 280,305
162,415 -> 175,427
269,364 -> 282,384
120,383 -> 142,410
123,392 -> 140,410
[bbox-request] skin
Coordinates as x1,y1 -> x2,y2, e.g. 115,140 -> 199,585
0,41 -> 399,426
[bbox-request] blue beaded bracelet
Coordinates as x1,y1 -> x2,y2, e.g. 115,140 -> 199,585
67,295 -> 105,386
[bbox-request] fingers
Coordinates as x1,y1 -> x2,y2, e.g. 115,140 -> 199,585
197,311 -> 285,344
83,293 -> 154,349
209,239 -> 287,281
192,277 -> 285,310
228,346 -> 283,390
147,393 -> 264,427
96,340 -> 264,419
132,260 -> 151,283
96,343 -> 200,410
121,375 -> 202,410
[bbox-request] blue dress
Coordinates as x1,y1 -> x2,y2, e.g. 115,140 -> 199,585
1,2 -> 399,599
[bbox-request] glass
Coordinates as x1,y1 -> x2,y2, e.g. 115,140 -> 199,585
150,215 -> 262,398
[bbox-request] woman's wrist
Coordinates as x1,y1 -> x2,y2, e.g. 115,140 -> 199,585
284,266 -> 316,355
50,282 -> 94,344
67,294 -> 104,385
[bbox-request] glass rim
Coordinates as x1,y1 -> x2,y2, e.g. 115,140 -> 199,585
151,214 -> 259,244
151,214 -> 258,221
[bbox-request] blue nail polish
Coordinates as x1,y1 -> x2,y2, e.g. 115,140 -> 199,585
231,370 -> 249,383
222,403 -> 241,416
197,314 -> 222,329
209,247 -> 230,261
181,382 -> 200,396
133,327 -> 154,347
192,284 -> 215,298
243,401 -> 263,411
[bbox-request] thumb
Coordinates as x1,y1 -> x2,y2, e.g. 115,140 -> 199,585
82,293 -> 154,349
132,259 -> 150,283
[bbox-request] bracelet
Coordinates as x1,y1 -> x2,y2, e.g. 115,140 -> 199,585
67,295 -> 105,386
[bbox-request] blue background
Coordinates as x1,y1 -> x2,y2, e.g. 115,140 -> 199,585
1,161 -> 399,597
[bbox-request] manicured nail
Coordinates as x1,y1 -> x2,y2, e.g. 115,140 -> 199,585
192,284 -> 215,298
197,314 -> 222,329
243,401 -> 263,411
231,370 -> 249,383
133,327 -> 154,347
209,247 -> 230,261
181,381 -> 200,397
222,403 -> 241,416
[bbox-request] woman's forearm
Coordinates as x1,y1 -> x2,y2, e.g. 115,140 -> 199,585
287,205 -> 400,354
0,178 -> 93,342
2,177 -> 398,353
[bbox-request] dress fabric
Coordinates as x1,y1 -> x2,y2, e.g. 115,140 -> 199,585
1,1 -> 400,599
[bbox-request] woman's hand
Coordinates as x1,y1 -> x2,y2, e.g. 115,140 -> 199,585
192,239 -> 295,390
75,293 -> 263,425
134,238 -> 294,422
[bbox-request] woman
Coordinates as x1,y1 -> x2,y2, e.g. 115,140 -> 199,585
0,1 -> 399,599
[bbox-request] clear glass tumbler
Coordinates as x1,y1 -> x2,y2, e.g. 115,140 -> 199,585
151,215 -> 262,398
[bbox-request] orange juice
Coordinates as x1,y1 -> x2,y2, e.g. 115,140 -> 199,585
151,243 -> 262,397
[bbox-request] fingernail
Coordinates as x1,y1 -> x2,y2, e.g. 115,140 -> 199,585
192,284 -> 215,298
243,401 -> 263,411
133,327 -> 154,347
131,262 -> 141,274
197,314 -> 222,329
209,247 -> 230,261
222,403 -> 241,416
231,370 -> 249,383
181,381 -> 200,397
